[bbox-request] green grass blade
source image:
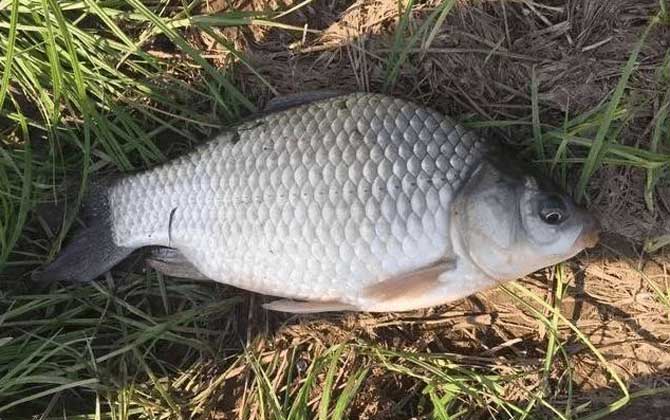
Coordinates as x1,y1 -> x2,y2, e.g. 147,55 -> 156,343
421,0 -> 456,52
38,0 -> 63,121
246,350 -> 287,420
0,115 -> 32,266
531,65 -> 545,161
317,346 -> 344,420
575,16 -> 659,202
45,0 -> 93,254
0,378 -> 99,413
644,234 -> 670,253
383,0 -> 415,92
428,388 -> 451,420
644,52 -> 670,210
0,0 -> 20,111
331,367 -> 368,420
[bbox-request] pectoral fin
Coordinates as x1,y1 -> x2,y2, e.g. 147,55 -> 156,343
363,259 -> 455,300
363,257 -> 505,312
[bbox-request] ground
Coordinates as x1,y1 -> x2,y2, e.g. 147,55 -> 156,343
0,0 -> 669,419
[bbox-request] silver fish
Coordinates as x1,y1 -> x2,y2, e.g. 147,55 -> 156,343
34,92 -> 599,312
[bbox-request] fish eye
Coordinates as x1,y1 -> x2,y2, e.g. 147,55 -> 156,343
539,195 -> 567,225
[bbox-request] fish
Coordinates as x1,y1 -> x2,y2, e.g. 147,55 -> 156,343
33,91 -> 600,313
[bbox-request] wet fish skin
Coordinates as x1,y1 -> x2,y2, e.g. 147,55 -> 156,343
34,92 -> 599,313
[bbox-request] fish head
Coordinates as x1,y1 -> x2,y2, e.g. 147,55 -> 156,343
451,159 -> 600,282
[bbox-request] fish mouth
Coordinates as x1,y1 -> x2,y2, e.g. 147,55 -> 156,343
575,213 -> 601,249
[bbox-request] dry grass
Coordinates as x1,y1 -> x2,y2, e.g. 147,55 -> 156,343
1,0 -> 670,418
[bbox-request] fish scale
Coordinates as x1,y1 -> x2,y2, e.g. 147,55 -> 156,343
105,93 -> 486,305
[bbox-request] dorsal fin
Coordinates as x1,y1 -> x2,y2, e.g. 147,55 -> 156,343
263,90 -> 346,113
218,91 -> 350,148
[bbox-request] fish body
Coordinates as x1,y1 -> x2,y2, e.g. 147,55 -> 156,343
35,92 -> 599,312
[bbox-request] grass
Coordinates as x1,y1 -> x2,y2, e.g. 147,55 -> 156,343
382,0 -> 456,92
0,276 -> 240,417
574,13 -> 661,203
1,0 -> 670,418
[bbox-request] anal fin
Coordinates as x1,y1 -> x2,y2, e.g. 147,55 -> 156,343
262,299 -> 358,314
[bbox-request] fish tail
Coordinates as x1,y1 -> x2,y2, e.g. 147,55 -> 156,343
32,180 -> 134,283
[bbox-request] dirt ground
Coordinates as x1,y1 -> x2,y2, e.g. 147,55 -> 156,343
139,0 -> 670,418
